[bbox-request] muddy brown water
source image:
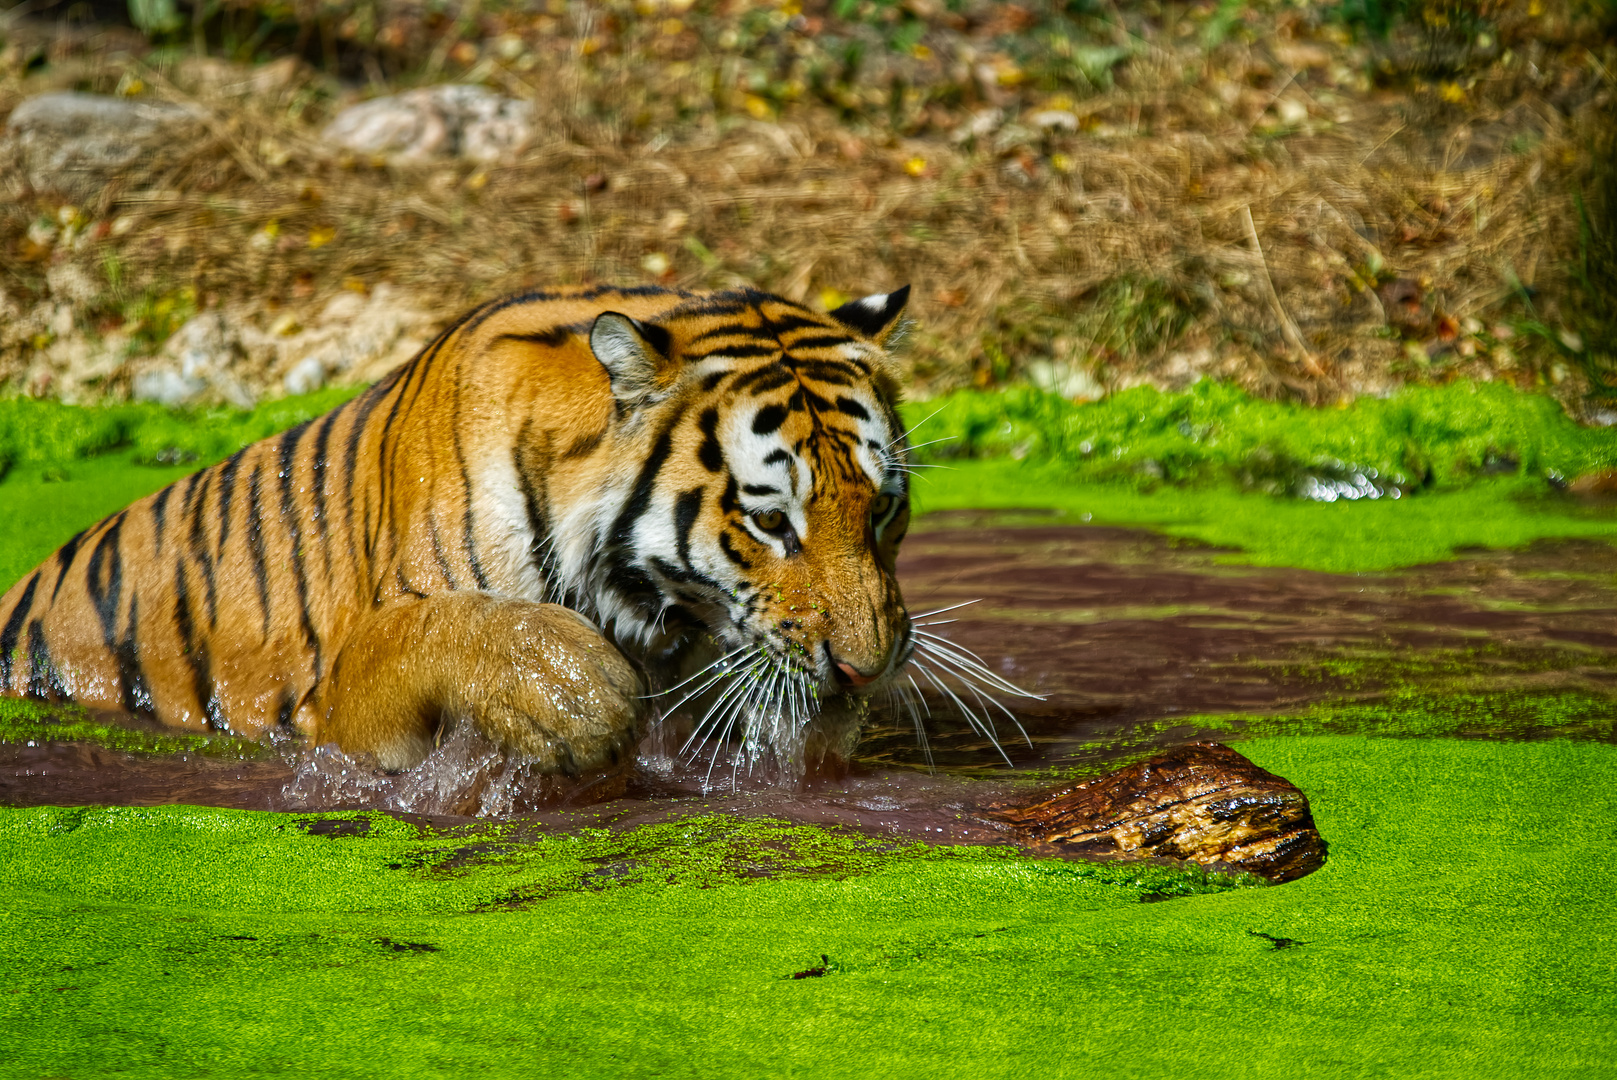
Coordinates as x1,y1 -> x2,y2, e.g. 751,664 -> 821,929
5,510 -> 1616,845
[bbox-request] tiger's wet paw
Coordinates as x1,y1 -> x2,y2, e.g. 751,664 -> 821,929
454,601 -> 647,775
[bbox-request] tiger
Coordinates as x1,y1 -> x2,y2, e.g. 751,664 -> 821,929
0,283 -> 921,781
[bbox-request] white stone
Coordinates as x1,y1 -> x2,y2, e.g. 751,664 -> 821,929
4,92 -> 199,198
133,368 -> 207,406
322,85 -> 535,164
284,356 -> 327,396
1028,109 -> 1079,131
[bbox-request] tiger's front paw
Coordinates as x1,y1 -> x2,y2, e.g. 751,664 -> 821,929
450,600 -> 647,775
319,593 -> 646,774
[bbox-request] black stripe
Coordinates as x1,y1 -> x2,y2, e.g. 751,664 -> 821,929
563,429 -> 607,459
187,471 -> 219,627
699,369 -> 734,393
742,484 -> 780,495
718,531 -> 751,570
214,448 -> 248,558
673,487 -> 703,568
739,369 -> 797,396
698,408 -> 724,472
25,620 -> 66,700
513,424 -> 555,597
782,333 -> 857,352
50,529 -> 87,602
689,343 -> 780,361
836,396 -> 871,420
171,559 -> 223,730
310,405 -> 342,583
278,422 -> 324,679
85,514 -> 125,653
342,374 -> 396,575
0,572 -> 42,691
684,329 -> 771,350
760,313 -> 830,337
608,420 -> 678,550
763,449 -> 790,466
115,595 -> 153,715
151,484 -> 173,555
449,353 -> 491,591
245,464 -> 273,640
719,475 -> 741,515
650,555 -> 721,590
752,404 -> 789,436
605,563 -> 662,609
494,326 -> 572,348
429,512 -> 459,587
730,363 -> 791,394
797,361 -> 860,385
396,567 -> 428,599
797,386 -> 834,414
458,472 -> 490,588
376,331 -> 448,565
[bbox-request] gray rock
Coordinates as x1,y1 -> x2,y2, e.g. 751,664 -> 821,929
5,92 -> 200,199
322,85 -> 534,164
132,368 -> 207,407
283,356 -> 326,396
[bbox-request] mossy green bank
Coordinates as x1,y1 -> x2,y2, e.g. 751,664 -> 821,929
5,380 -> 1612,584
3,736 -> 1613,1078
902,380 -> 1617,572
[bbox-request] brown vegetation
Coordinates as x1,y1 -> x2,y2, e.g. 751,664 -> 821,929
0,0 -> 1612,409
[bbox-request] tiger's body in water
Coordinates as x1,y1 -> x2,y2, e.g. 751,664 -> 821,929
0,284 -> 917,779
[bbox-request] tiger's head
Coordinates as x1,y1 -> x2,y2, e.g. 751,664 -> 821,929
584,286 -> 916,771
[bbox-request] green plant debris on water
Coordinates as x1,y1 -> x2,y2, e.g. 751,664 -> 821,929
0,696 -> 267,759
1,736 -> 1613,1078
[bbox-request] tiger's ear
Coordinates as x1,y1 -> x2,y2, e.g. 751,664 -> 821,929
590,312 -> 674,406
828,285 -> 911,345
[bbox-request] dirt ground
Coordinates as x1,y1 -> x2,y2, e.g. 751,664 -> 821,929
0,0 -> 1613,411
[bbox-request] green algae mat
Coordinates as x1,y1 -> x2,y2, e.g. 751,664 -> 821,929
3,735 -> 1614,1079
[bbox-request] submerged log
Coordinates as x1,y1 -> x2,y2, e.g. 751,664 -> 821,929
986,742 -> 1327,883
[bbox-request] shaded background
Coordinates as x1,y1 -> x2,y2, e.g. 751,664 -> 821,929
0,0 -> 1612,414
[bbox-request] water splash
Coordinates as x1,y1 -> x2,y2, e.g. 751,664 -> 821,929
277,722 -> 622,817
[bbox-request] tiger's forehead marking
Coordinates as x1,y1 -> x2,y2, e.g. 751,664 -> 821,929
662,295 -> 901,499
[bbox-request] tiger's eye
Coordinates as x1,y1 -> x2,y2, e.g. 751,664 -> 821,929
754,509 -> 787,533
871,493 -> 895,520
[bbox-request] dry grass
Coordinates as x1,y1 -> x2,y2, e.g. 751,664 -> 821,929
0,0 -> 1612,408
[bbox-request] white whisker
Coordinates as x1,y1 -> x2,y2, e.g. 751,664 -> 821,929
912,658 -> 1013,766
679,655 -> 767,756
911,599 -> 981,620
900,435 -> 959,453
647,644 -> 751,699
884,405 -> 948,451
913,631 -> 1044,699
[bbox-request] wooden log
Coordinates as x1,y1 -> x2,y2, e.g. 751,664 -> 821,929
985,742 -> 1327,883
